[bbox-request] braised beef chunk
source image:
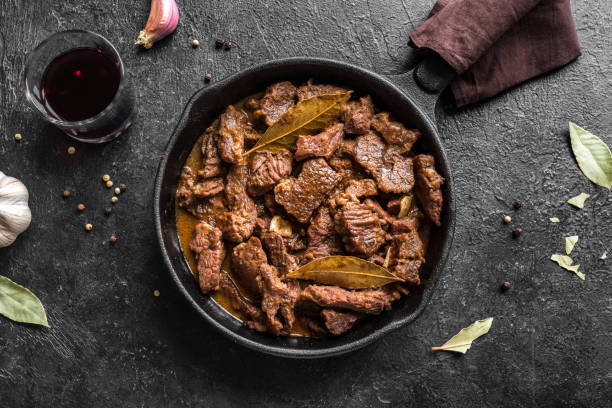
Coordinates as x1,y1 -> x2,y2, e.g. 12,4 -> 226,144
350,132 -> 414,194
413,154 -> 444,226
363,198 -> 393,225
345,178 -> 377,198
299,285 -> 400,315
258,264 -> 300,335
390,211 -> 424,234
294,123 -> 344,161
231,236 -> 267,295
217,105 -> 259,163
386,198 -> 402,215
189,223 -> 226,294
274,158 -> 342,223
299,314 -> 328,337
176,167 -> 197,209
199,124 -> 224,179
322,309 -> 364,335
334,199 -> 387,257
371,112 -> 421,151
219,273 -> 268,333
245,96 -> 261,111
255,81 -> 297,126
388,231 -> 425,285
260,231 -> 298,275
246,149 -> 293,196
296,79 -> 348,101
192,178 -> 224,198
305,206 -> 343,259
220,164 -> 257,242
343,96 -> 374,134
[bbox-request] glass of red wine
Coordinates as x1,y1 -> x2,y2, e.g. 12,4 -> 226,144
24,30 -> 135,143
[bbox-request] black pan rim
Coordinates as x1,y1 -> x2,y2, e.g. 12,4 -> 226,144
154,56 -> 455,359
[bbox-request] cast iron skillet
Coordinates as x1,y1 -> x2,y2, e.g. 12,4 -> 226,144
154,55 -> 456,358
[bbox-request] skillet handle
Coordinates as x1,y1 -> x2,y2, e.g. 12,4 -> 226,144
386,53 -> 456,123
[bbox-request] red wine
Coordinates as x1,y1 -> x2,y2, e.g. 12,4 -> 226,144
41,48 -> 120,122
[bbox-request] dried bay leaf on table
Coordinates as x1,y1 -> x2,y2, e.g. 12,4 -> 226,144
601,251 -> 607,260
285,255 -> 403,289
565,235 -> 579,255
550,254 -> 585,280
549,217 -> 560,223
567,192 -> 590,209
243,91 -> 352,155
431,318 -> 493,354
0,275 -> 50,327
569,122 -> 612,189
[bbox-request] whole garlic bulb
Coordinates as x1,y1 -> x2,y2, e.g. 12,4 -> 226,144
0,171 -> 32,248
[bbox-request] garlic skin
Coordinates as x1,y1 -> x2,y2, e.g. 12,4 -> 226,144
0,172 -> 32,248
135,0 -> 179,49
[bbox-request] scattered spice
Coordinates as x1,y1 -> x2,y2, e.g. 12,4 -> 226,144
550,254 -> 584,280
119,183 -> 127,192
204,73 -> 212,82
432,318 -> 493,354
77,203 -> 85,211
565,235 -> 579,255
513,201 -> 522,210
85,223 -> 93,231
102,174 -> 110,182
215,38 -> 224,48
192,39 -> 199,47
567,192 -> 590,209
114,187 -> 121,195
501,281 -> 511,291
512,227 -> 522,238
67,146 -> 76,155
14,133 -> 22,141
104,207 -> 112,216
154,290 -> 160,297
62,190 -> 70,198
549,217 -> 560,223
601,251 -> 607,260
503,215 -> 511,223
224,40 -> 232,50
111,196 -> 118,204
109,235 -> 117,244
106,180 -> 113,188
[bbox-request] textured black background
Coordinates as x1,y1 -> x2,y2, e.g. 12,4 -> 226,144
1,0 -> 611,407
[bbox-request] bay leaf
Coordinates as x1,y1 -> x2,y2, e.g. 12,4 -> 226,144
549,217 -> 560,223
565,235 -> 579,255
431,317 -> 493,354
550,254 -> 585,280
0,275 -> 50,327
243,91 -> 352,155
567,192 -> 590,209
285,255 -> 403,289
601,251 -> 607,260
569,122 -> 612,189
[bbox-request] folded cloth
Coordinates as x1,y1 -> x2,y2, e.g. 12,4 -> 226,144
410,0 -> 582,106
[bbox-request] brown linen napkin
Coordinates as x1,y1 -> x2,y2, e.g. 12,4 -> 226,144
409,0 -> 582,106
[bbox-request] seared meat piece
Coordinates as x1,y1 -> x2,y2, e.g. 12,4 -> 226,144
350,132 -> 414,194
296,79 -> 348,101
390,212 -> 424,234
371,112 -> 421,152
189,223 -> 226,294
254,81 -> 296,126
220,164 -> 257,242
386,198 -> 402,215
388,231 -> 425,285
299,285 -> 400,315
247,149 -> 293,196
260,231 -> 299,276
334,199 -> 387,257
192,178 -> 224,198
284,233 -> 307,252
199,123 -> 223,179
305,206 -> 344,259
217,105 -> 259,163
176,167 -> 197,209
328,156 -> 368,187
343,96 -> 374,134
245,96 -> 261,111
231,236 -> 268,295
413,154 -> 444,226
258,264 -> 300,336
219,273 -> 268,333
368,253 -> 385,265
344,178 -> 377,199
299,314 -> 328,337
321,309 -> 364,335
363,198 -> 393,224
274,158 -> 342,223
294,123 -> 344,161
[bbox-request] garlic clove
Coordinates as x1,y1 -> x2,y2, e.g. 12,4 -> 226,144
135,0 -> 180,49
0,172 -> 32,248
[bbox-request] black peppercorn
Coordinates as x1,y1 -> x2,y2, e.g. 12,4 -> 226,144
224,41 -> 232,50
215,38 -> 224,48
119,183 -> 127,192
512,227 -> 522,238
104,207 -> 112,216
204,73 -> 212,82
502,281 -> 511,291
513,201 -> 522,210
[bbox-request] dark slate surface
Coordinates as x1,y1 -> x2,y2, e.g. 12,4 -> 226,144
1,0 -> 611,406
